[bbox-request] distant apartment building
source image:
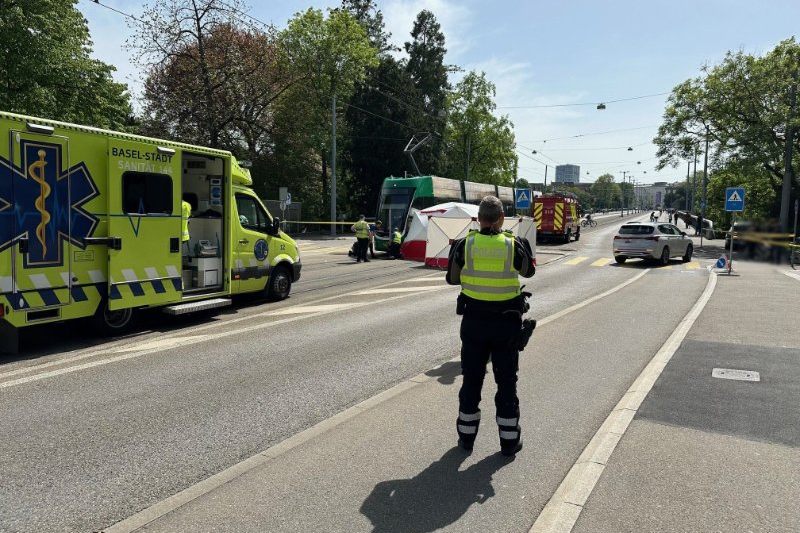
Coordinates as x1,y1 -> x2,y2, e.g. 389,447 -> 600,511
555,164 -> 580,183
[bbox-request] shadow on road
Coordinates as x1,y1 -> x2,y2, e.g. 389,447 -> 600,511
360,446 -> 513,533
424,361 -> 461,385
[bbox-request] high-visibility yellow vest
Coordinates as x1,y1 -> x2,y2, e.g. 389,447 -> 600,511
181,200 -> 191,242
353,220 -> 370,239
392,231 -> 402,244
460,230 -> 520,302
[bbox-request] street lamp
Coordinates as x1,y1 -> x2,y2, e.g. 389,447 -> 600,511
597,103 -> 606,110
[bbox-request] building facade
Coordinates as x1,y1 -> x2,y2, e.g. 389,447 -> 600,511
555,164 -> 580,183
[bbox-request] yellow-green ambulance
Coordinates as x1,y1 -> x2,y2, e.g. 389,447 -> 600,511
0,111 -> 301,352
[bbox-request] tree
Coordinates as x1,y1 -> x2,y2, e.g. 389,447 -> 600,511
591,174 -> 621,209
654,39 -> 800,222
439,71 -> 517,185
132,0 -> 288,149
278,8 -> 378,217
405,10 -> 449,173
339,0 -> 412,215
340,0 -> 394,53
0,0 -> 131,128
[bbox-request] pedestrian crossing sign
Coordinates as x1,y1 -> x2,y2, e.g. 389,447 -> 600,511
515,189 -> 531,209
725,187 -> 745,212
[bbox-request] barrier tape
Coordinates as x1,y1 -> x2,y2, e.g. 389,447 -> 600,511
284,221 -> 359,225
729,232 -> 800,249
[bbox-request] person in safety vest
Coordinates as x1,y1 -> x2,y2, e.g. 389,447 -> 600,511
181,199 -> 192,256
388,227 -> 402,259
351,214 -> 371,263
446,195 -> 535,457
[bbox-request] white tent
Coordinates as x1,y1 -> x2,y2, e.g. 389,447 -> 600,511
425,210 -> 537,269
399,209 -> 428,261
401,203 -> 480,262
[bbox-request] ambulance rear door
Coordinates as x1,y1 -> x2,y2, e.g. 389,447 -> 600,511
107,141 -> 182,309
7,129 -> 74,312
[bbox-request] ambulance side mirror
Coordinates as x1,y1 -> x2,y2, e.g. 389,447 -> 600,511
268,218 -> 281,236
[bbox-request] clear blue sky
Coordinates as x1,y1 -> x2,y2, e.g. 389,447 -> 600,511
78,0 -> 800,184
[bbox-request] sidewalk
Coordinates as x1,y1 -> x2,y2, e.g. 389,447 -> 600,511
574,260 -> 800,532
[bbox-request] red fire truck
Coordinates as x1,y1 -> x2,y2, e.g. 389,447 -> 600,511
532,194 -> 581,243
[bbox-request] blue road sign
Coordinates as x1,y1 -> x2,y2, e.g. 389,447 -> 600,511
725,187 -> 745,212
515,188 -> 531,209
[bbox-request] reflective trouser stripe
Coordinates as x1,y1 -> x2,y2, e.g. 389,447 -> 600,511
496,416 -> 519,427
459,411 -> 481,422
499,430 -> 519,440
458,424 -> 478,434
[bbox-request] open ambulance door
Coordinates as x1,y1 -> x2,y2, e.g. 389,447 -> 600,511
107,140 -> 182,310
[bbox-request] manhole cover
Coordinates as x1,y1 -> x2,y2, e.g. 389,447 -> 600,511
712,368 -> 760,382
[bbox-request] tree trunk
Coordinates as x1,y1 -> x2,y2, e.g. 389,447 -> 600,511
321,150 -> 328,215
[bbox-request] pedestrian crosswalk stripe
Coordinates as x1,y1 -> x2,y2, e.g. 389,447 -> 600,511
685,261 -> 700,270
565,256 -> 588,265
591,258 -> 612,267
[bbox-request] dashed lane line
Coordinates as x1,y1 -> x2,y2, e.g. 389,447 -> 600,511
530,271 -> 717,533
590,258 -> 612,267
565,256 -> 589,266
104,268 -> 654,533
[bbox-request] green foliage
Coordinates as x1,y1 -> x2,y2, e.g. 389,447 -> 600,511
655,38 -> 800,221
404,9 -> 449,172
439,71 -> 517,185
591,174 -> 622,209
0,0 -> 131,128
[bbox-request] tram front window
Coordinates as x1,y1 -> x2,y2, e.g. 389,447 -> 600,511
377,189 -> 413,234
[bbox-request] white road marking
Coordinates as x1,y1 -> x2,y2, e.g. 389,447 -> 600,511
530,270 -> 717,533
0,286 -> 442,389
356,285 -> 451,295
270,303 -> 371,315
104,269 -> 658,533
113,336 -> 211,353
782,270 -> 800,282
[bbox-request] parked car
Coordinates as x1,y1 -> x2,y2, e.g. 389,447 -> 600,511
613,222 -> 693,265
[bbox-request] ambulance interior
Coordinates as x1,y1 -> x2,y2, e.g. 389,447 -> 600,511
181,153 -> 225,294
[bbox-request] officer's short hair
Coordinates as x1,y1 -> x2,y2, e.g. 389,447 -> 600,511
478,196 -> 503,224
359,214 -> 365,220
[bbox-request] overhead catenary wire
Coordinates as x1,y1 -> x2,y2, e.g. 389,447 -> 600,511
498,92 -> 669,109
344,102 -> 418,132
525,125 -> 659,143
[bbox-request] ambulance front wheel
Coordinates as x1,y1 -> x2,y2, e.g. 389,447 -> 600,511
267,265 -> 292,301
96,302 -> 135,335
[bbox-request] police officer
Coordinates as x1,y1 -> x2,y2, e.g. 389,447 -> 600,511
446,196 -> 535,456
389,226 -> 402,259
351,215 -> 371,263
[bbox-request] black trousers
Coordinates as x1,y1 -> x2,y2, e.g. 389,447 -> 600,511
457,312 -> 522,448
356,238 -> 369,261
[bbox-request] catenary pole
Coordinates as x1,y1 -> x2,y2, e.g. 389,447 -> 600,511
331,94 -> 337,236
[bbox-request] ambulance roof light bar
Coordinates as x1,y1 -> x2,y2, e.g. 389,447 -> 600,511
26,122 -> 54,135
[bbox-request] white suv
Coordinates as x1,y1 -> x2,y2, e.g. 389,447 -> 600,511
613,222 -> 693,265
